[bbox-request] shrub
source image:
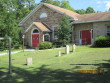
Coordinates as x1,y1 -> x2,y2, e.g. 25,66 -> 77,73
39,42 -> 53,50
53,42 -> 63,48
93,36 -> 110,47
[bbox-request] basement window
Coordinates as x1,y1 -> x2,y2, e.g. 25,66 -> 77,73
107,26 -> 110,36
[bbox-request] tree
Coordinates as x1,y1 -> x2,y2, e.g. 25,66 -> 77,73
40,0 -> 74,11
57,14 -> 72,46
0,0 -> 36,48
86,7 -> 95,14
60,0 -> 74,11
75,9 -> 86,14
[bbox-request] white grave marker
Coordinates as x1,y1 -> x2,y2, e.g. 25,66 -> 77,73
73,44 -> 76,52
66,45 -> 70,54
26,58 -> 32,65
58,51 -> 61,56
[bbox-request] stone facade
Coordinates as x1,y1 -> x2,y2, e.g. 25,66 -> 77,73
20,3 -> 110,47
73,21 -> 110,45
73,23 -> 93,44
25,25 -> 43,47
22,5 -> 63,47
23,5 -> 63,31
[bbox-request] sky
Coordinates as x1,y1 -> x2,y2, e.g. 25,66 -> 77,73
35,0 -> 110,12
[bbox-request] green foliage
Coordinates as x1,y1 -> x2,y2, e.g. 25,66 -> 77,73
86,7 -> 95,14
0,0 -> 36,48
75,9 -> 86,14
39,42 -> 53,50
57,14 -> 72,46
93,36 -> 110,47
40,0 -> 74,11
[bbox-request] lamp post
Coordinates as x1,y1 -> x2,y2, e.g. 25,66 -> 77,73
22,34 -> 25,52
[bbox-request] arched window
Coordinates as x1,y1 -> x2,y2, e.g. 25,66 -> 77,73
32,29 -> 39,34
40,13 -> 48,18
44,33 -> 50,41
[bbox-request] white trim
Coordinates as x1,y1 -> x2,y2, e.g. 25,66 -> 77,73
106,25 -> 110,36
25,23 -> 34,33
19,3 -> 43,26
18,3 -> 77,26
79,29 -> 93,45
31,28 -> 40,47
25,23 -> 50,33
43,3 -> 76,20
40,12 -> 48,18
44,33 -> 50,41
73,19 -> 110,24
79,30 -> 82,45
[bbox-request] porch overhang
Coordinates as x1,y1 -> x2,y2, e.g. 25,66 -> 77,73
25,22 -> 51,33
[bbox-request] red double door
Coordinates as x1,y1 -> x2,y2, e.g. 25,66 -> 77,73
32,34 -> 39,47
81,30 -> 92,45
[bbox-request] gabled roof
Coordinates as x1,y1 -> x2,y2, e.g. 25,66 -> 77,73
19,3 -> 79,26
74,12 -> 110,24
43,3 -> 80,19
25,22 -> 51,33
19,3 -> 110,25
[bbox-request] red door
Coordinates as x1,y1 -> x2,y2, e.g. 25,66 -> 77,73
81,30 -> 91,45
32,34 -> 39,47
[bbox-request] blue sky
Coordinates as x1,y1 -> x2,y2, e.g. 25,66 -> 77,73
35,0 -> 110,12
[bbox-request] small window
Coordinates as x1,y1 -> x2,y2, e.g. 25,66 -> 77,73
33,29 -> 39,33
40,13 -> 47,18
107,26 -> 110,36
44,33 -> 50,41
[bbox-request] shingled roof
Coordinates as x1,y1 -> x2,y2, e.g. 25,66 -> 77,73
19,3 -> 110,25
75,12 -> 110,23
25,22 -> 50,33
43,3 -> 80,20
33,22 -> 50,32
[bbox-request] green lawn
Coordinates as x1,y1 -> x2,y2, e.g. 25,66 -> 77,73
0,46 -> 110,83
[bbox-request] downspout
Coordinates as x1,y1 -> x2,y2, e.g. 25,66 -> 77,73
72,25 -> 75,44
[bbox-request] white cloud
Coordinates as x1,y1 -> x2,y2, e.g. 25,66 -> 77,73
104,1 -> 110,9
97,0 -> 110,9
97,1 -> 102,4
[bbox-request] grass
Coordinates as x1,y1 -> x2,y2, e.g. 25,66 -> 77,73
0,46 -> 110,83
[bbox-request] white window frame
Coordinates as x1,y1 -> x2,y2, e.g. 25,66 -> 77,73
44,33 -> 50,42
31,28 -> 40,47
107,26 -> 110,36
40,13 -> 48,18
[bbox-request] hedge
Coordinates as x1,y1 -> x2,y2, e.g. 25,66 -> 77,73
93,36 -> 110,47
39,42 -> 53,50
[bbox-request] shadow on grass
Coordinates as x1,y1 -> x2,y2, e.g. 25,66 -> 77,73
0,65 -> 110,83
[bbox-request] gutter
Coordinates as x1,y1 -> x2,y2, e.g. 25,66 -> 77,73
72,19 -> 110,24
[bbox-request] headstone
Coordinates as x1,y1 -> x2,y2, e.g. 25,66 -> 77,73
58,51 -> 61,56
72,44 -> 76,52
26,58 -> 32,65
66,45 -> 70,54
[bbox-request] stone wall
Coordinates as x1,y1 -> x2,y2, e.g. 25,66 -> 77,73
93,21 -> 110,38
25,25 -> 43,47
23,5 -> 63,31
73,21 -> 110,45
73,23 -> 93,44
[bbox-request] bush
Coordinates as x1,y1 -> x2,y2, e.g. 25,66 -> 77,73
93,36 -> 110,47
53,42 -> 63,48
39,42 -> 53,50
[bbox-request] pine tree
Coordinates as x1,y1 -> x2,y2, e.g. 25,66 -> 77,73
57,14 -> 72,46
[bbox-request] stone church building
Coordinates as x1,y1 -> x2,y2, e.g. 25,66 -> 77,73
19,3 -> 110,47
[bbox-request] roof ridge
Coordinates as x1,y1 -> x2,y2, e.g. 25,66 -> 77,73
80,11 -> 110,16
43,3 -> 79,15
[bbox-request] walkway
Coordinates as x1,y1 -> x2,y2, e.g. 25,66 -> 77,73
0,49 -> 36,56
